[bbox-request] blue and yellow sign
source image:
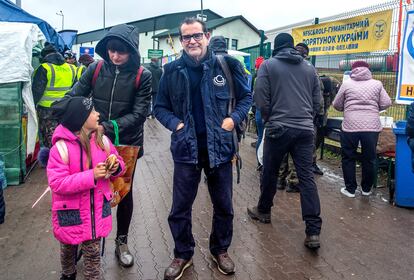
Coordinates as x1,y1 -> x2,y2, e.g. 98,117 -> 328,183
396,10 -> 414,104
292,10 -> 392,55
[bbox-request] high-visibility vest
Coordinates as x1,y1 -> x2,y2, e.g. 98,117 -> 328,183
76,65 -> 86,81
37,63 -> 76,108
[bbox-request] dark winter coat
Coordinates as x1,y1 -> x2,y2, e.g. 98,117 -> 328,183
406,102 -> 414,171
154,51 -> 252,168
254,47 -> 321,131
68,24 -> 152,149
148,61 -> 163,93
32,53 -> 66,105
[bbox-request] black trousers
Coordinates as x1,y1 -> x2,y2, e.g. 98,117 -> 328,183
258,127 -> 322,235
340,131 -> 379,194
169,150 -> 233,260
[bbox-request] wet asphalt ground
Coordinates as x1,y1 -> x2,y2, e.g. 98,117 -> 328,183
1,119 -> 413,280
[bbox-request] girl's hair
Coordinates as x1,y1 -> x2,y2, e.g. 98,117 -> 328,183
106,39 -> 130,53
79,127 -> 105,169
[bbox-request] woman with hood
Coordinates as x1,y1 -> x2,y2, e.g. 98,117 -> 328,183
333,61 -> 391,198
68,24 -> 152,268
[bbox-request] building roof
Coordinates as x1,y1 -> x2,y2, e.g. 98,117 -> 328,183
152,15 -> 263,38
75,9 -> 222,45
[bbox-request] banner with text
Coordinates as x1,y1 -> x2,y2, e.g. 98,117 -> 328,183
292,10 -> 392,56
396,11 -> 414,105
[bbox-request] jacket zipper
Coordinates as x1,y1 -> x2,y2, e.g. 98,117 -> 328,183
182,68 -> 198,164
108,66 -> 120,121
90,189 -> 96,239
78,140 -> 96,240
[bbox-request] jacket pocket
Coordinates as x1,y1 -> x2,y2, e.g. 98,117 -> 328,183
220,128 -> 234,161
215,90 -> 230,117
170,129 -> 191,162
102,192 -> 112,218
53,200 -> 82,227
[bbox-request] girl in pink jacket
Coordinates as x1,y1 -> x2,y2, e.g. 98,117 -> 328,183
47,96 -> 125,280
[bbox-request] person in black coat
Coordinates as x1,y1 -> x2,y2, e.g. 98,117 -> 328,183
68,24 -> 152,268
0,185 -> 4,224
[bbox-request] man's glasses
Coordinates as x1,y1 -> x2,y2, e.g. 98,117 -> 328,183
180,33 -> 205,43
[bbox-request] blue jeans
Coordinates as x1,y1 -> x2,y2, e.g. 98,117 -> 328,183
258,127 -> 322,235
168,150 -> 233,259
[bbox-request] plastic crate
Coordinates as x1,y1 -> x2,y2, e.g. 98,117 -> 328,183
0,125 -> 21,151
0,82 -> 22,102
0,101 -> 20,125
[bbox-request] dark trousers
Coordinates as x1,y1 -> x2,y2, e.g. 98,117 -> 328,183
258,127 -> 322,235
0,185 -> 5,224
169,151 -> 233,260
116,158 -> 138,238
148,91 -> 157,116
340,131 -> 379,193
60,238 -> 101,280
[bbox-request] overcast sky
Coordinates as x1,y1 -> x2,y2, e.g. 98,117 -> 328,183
17,0 -> 388,33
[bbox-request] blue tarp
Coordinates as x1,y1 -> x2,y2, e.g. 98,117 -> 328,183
0,0 -> 66,52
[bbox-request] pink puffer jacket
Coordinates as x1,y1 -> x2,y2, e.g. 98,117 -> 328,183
47,125 -> 125,245
332,67 -> 392,132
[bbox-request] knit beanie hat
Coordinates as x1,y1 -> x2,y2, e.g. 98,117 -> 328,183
79,54 -> 95,66
255,56 -> 265,70
40,43 -> 58,58
352,60 -> 370,69
296,43 -> 309,55
273,33 -> 294,53
52,96 -> 94,132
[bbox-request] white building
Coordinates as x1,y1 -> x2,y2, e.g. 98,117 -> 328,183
72,9 -> 262,64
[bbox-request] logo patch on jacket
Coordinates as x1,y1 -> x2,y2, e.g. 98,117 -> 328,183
213,75 -> 226,87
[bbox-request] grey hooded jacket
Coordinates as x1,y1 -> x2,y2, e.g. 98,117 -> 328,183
254,48 -> 321,131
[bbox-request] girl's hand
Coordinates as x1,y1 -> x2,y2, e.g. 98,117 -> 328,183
94,163 -> 107,180
108,161 -> 119,175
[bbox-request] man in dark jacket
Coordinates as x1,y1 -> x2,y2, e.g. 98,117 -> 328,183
154,18 -> 251,279
147,58 -> 163,118
247,33 -> 323,250
68,24 -> 152,268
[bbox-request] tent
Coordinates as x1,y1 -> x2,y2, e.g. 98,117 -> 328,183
0,0 -> 65,51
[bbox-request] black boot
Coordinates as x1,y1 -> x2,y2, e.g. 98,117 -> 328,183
60,272 -> 76,280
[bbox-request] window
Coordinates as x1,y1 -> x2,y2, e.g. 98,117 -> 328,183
231,39 -> 238,50
224,37 -> 229,49
145,32 -> 148,36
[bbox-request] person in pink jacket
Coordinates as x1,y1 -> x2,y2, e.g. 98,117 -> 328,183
47,96 -> 125,280
333,61 -> 392,198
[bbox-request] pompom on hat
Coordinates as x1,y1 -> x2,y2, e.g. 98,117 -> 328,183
351,60 -> 370,69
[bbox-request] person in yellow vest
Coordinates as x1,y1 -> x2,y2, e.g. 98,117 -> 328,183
32,43 -> 76,166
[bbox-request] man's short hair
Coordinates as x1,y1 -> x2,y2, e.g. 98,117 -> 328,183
179,17 -> 208,37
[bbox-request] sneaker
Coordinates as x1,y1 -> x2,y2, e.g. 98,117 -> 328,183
340,187 -> 355,198
115,235 -> 134,267
286,183 -> 300,193
212,252 -> 235,275
247,206 -> 271,223
361,190 -> 372,196
164,258 -> 193,280
304,235 -> 320,249
250,141 -> 257,148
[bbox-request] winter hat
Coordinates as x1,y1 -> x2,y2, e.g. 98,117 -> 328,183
210,36 -> 228,54
79,54 -> 95,66
64,50 -> 76,59
352,60 -> 370,69
255,56 -> 265,70
52,96 -> 94,132
296,43 -> 309,55
40,43 -> 58,58
273,33 -> 294,53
